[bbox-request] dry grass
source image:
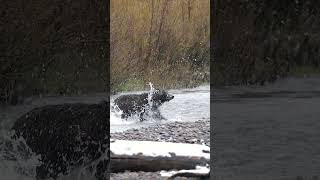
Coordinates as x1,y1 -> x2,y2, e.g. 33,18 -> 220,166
111,0 -> 210,92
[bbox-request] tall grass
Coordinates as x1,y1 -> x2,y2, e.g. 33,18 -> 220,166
111,0 -> 210,92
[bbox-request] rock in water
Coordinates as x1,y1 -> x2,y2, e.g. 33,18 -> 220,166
11,101 -> 110,180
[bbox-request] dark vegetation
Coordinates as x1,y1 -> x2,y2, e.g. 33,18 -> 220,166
213,0 -> 320,86
111,0 -> 210,92
1,0 -> 108,105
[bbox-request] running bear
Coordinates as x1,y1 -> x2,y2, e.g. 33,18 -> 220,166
114,88 -> 174,121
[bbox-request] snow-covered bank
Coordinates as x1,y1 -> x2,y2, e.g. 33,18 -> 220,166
110,119 -> 210,180
111,140 -> 209,159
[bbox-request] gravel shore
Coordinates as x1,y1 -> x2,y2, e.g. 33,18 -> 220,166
110,119 -> 210,180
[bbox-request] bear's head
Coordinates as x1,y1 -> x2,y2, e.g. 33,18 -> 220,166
151,89 -> 174,106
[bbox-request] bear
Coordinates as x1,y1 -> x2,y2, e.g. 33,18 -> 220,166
113,89 -> 174,121
10,100 -> 110,180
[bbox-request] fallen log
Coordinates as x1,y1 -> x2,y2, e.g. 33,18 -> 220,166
160,165 -> 210,178
110,139 -> 210,174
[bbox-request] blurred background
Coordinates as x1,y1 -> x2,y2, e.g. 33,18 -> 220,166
1,0 -> 108,105
213,1 -> 320,179
213,0 -> 320,86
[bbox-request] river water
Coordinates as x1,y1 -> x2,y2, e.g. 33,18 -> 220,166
110,85 -> 210,133
213,76 -> 320,180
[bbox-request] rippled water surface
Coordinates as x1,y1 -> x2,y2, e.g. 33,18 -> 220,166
213,76 -> 320,180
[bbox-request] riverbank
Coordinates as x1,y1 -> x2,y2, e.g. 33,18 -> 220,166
110,119 -> 210,180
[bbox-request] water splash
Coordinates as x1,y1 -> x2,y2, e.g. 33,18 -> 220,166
147,82 -> 156,108
0,129 -> 40,180
0,128 -> 110,180
110,85 -> 163,133
110,82 -> 158,126
57,155 -> 108,180
110,101 -> 137,125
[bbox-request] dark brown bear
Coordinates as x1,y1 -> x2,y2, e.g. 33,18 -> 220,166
11,101 -> 110,180
114,89 -> 174,121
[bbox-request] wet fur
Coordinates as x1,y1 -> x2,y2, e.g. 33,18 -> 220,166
11,101 -> 110,180
114,90 -> 174,121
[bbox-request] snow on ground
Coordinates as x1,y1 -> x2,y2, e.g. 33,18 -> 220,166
160,165 -> 210,177
110,140 -> 210,160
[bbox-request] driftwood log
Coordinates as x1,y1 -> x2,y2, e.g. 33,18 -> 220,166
160,165 -> 210,178
109,139 -> 210,176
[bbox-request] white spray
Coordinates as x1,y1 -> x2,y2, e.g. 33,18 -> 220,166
147,82 -> 156,107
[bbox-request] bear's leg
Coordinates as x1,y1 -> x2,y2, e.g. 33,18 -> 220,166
139,109 -> 146,122
120,113 -> 128,120
36,159 -> 67,180
152,109 -> 167,120
36,163 -> 62,180
95,159 -> 110,180
36,164 -> 51,180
